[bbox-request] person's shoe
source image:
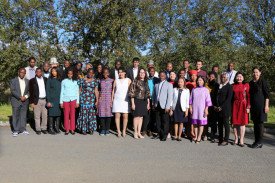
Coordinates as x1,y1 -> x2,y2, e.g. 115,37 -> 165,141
12,132 -> 18,137
105,131 -> 110,136
251,143 -> 263,149
152,135 -> 159,139
138,134 -> 145,139
167,133 -> 171,139
147,131 -> 152,137
22,131 -> 30,135
65,131 -> 69,135
171,136 -> 177,140
48,129 -> 56,135
141,131 -> 147,137
218,141 -> 228,146
177,138 -> 182,141
99,133 -> 105,136
239,144 -> 245,147
36,131 -> 41,135
70,131 -> 75,135
160,138 -> 167,141
122,131 -> 126,137
83,132 -> 87,135
41,130 -> 48,134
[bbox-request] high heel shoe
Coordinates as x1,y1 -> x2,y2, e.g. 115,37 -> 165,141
138,134 -> 144,139
239,143 -> 245,147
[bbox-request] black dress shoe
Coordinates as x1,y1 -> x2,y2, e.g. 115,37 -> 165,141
177,138 -> 182,141
218,141 -> 228,146
70,131 -> 75,135
41,130 -> 48,134
152,135 -> 159,139
160,138 -> 167,141
251,143 -> 263,149
239,144 -> 245,147
36,131 -> 41,135
65,132 -> 69,135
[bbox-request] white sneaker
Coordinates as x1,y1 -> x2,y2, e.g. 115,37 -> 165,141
12,132 -> 18,137
22,131 -> 30,135
167,133 -> 171,139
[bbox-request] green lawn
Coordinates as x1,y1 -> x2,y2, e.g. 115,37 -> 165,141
0,104 -> 12,121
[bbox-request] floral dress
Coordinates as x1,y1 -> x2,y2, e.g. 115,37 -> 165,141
77,78 -> 98,132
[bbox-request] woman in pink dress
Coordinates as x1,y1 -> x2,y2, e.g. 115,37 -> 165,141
189,76 -> 212,143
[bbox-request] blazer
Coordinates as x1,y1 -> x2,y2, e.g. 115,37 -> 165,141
153,80 -> 173,109
172,88 -> 190,111
10,77 -> 29,107
216,83 -> 233,117
25,66 -> 37,80
126,67 -> 138,81
29,77 -> 47,105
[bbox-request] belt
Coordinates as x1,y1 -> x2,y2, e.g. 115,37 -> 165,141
39,97 -> 46,100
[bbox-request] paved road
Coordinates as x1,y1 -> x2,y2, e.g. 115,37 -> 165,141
0,126 -> 274,183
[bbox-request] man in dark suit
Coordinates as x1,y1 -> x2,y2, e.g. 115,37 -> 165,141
110,59 -> 122,80
215,73 -> 233,146
126,57 -> 140,81
29,68 -> 48,135
10,68 -> 30,137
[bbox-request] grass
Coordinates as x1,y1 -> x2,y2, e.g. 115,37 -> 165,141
0,104 -> 12,121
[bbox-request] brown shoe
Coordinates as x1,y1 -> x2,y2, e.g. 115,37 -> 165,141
218,141 -> 228,146
147,131 -> 152,137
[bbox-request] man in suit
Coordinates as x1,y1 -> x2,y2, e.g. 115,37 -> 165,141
29,68 -> 48,135
126,57 -> 140,81
25,57 -> 38,80
152,71 -> 173,141
165,62 -> 173,79
215,73 -> 233,146
110,59 -> 122,80
10,68 -> 30,137
225,62 -> 238,84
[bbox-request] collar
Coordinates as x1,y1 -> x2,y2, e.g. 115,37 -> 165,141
18,77 -> 24,81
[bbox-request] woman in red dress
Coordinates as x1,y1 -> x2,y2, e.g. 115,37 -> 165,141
232,72 -> 250,147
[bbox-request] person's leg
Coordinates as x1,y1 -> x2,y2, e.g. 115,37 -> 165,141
240,125 -> 245,145
194,124 -> 198,141
218,115 -> 224,143
115,113 -> 121,136
122,113 -> 128,137
19,103 -> 28,132
258,122 -> 264,144
70,100 -> 76,132
63,101 -> 70,133
178,123 -> 183,139
133,117 -> 138,138
48,117 -> 56,134
224,117 -> 230,143
253,121 -> 260,144
40,100 -> 48,131
33,102 -> 41,132
138,117 -> 144,138
174,123 -> 179,138
100,117 -> 106,135
233,125 -> 238,144
12,106 -> 20,133
142,111 -> 149,135
155,108 -> 161,138
105,117 -> 111,135
162,112 -> 169,139
54,116 -> 61,133
197,125 -> 204,142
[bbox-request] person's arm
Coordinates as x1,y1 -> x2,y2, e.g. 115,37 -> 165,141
185,90 -> 190,116
29,79 -> 35,108
262,80 -> 270,113
246,83 -> 250,113
111,80 -> 116,103
189,89 -> 193,114
46,79 -> 52,107
165,83 -> 173,113
10,79 -> 20,100
204,89 -> 212,117
95,86 -> 99,108
60,80 -> 65,108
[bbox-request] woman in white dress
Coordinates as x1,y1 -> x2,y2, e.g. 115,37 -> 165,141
112,68 -> 132,137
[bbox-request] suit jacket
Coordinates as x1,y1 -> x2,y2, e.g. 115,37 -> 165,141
153,81 -> 173,109
10,77 -> 29,107
126,67 -> 138,81
216,83 -> 233,117
29,77 -> 47,105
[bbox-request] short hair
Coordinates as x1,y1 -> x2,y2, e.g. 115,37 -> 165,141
159,71 -> 166,77
36,68 -> 42,72
166,62 -> 173,66
132,57 -> 140,62
118,67 -> 126,73
196,60 -> 203,64
28,57 -> 36,62
115,59 -> 122,64
183,59 -> 189,63
18,67 -> 26,72
221,72 -> 228,78
212,64 -> 219,69
252,66 -> 262,72
148,67 -> 155,71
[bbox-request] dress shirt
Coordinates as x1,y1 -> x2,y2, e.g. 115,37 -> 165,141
133,68 -> 138,79
18,77 -> 28,99
115,70 -> 119,80
29,68 -> 36,80
36,77 -> 46,98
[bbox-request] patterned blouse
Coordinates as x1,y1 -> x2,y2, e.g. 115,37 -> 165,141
129,79 -> 150,100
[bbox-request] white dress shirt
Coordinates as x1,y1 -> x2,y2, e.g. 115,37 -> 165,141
36,77 -> 46,98
133,68 -> 138,79
115,70 -> 119,80
18,77 -> 28,98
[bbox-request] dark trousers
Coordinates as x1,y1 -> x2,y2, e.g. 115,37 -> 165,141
218,114 -> 230,142
253,121 -> 264,144
12,103 -> 28,133
100,117 -> 111,133
155,104 -> 169,139
49,116 -> 61,132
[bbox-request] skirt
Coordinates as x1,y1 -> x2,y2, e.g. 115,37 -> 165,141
132,98 -> 148,117
174,101 -> 188,123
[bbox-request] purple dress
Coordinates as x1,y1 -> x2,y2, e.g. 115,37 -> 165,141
98,78 -> 114,117
189,86 -> 212,125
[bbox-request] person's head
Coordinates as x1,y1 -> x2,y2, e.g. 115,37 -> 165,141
149,67 -> 155,77
115,59 -> 122,70
189,70 -> 198,82
86,63 -> 92,71
208,72 -> 216,82
28,57 -> 36,68
177,78 -> 186,89
103,68 -> 110,79
76,62 -> 82,71
35,68 -> 43,78
178,69 -> 186,79
212,64 -> 219,73
166,62 -> 173,72
220,72 -> 228,84
18,68 -> 26,79
183,60 -> 190,69
118,67 -> 126,79
196,60 -> 203,70
228,62 -> 234,71
43,62 -> 50,72
50,67 -> 60,79
234,72 -> 244,84
132,57 -> 140,68
87,68 -> 94,79
67,68 -> 77,80
147,60 -> 154,68
159,71 -> 167,81
97,63 -> 103,73
169,71 -> 177,81
252,67 -> 262,80
196,76 -> 205,87
137,68 -> 147,81
50,57 -> 59,68
64,60 -> 71,69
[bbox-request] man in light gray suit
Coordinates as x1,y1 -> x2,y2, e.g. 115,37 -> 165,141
152,71 -> 173,141
10,68 -> 30,137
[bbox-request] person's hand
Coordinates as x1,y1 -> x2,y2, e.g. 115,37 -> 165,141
189,107 -> 192,115
218,107 -> 222,112
30,103 -> 35,109
131,104 -> 135,111
147,104 -> 150,111
169,110 -> 173,116
76,103 -> 79,108
265,106 -> 269,113
246,108 -> 250,114
60,104 -> 63,108
47,102 -> 52,108
203,109 -> 208,118
20,96 -> 26,102
165,109 -> 170,113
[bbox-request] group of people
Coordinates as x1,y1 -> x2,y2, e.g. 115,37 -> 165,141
10,56 -> 270,149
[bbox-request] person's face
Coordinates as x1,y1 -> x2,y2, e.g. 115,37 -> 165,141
118,70 -> 126,79
147,64 -> 154,68
236,74 -> 244,83
86,64 -> 92,70
43,64 -> 50,72
166,64 -> 173,71
228,63 -> 234,71
103,69 -> 109,79
64,61 -> 70,68
221,74 -> 228,84
184,61 -> 190,69
133,61 -> 139,68
29,59 -> 36,68
88,70 -> 94,78
169,72 -> 176,81
191,74 -> 197,82
36,69 -> 42,78
149,68 -> 155,77
97,65 -> 103,72
213,66 -> 219,73
178,79 -> 185,88
115,62 -> 121,69
139,69 -> 146,79
179,70 -> 185,78
253,69 -> 261,80
77,63 -> 82,70
51,63 -> 58,68
159,73 -> 166,81
196,62 -> 202,70
209,74 -> 216,82
67,71 -> 73,79
18,69 -> 26,79
197,77 -> 204,86
51,69 -> 58,77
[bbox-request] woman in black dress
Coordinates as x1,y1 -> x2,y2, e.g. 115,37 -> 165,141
249,67 -> 270,148
129,68 -> 150,139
